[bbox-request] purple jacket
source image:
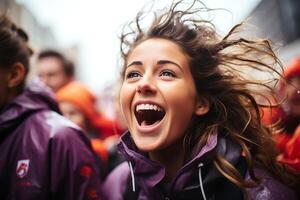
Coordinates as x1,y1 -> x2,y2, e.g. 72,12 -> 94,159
0,80 -> 103,200
103,132 -> 297,200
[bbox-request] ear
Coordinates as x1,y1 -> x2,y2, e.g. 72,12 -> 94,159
194,97 -> 209,116
7,62 -> 26,88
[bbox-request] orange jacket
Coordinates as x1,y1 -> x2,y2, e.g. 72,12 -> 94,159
276,126 -> 300,171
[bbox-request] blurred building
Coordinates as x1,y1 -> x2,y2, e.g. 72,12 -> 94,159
1,0 -> 80,80
1,0 -> 59,78
247,0 -> 300,65
2,0 -> 58,50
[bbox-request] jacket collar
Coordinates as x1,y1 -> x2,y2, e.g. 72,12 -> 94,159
0,79 -> 59,133
118,130 -> 236,195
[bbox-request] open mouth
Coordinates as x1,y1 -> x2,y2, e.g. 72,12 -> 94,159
134,103 -> 166,126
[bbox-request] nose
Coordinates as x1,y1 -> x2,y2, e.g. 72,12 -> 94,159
136,74 -> 157,95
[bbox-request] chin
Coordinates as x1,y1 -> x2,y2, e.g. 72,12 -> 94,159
132,133 -> 162,152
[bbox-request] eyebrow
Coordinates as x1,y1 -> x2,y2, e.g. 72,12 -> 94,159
157,60 -> 183,72
127,60 -> 183,72
127,61 -> 142,68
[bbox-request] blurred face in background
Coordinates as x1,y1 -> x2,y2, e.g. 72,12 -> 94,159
286,76 -> 300,116
37,57 -> 70,92
59,101 -> 87,131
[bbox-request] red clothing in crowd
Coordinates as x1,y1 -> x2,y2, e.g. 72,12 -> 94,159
262,57 -> 300,171
56,81 -> 121,138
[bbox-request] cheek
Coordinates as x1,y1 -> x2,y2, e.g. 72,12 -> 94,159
165,81 -> 197,108
66,112 -> 83,125
286,88 -> 296,99
119,84 -> 133,119
57,74 -> 67,83
73,116 -> 85,126
165,81 -> 197,130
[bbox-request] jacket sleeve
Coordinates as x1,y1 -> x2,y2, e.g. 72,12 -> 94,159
49,126 -> 104,200
102,162 -> 130,200
245,168 -> 297,200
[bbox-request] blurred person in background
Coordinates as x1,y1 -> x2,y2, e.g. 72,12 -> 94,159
36,49 -> 74,92
56,81 -> 125,175
0,15 -> 104,199
263,57 -> 300,171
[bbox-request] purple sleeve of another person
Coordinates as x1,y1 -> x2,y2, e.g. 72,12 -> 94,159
49,124 -> 104,200
102,162 -> 130,200
245,168 -> 297,200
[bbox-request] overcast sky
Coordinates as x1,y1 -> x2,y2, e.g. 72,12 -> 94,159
17,0 -> 260,92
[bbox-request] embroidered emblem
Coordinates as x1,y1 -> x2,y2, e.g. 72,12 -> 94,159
16,159 -> 30,178
80,165 -> 93,177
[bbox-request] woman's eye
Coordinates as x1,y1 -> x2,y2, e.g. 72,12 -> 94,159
160,70 -> 176,77
126,71 -> 141,79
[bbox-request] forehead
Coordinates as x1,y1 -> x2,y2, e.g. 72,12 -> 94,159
128,38 -> 189,63
37,57 -> 63,71
59,101 -> 80,112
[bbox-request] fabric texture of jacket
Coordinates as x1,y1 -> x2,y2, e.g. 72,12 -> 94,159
103,131 -> 297,200
0,80 -> 103,200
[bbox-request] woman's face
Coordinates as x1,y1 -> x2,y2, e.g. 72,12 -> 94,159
59,101 -> 87,131
119,38 -> 207,152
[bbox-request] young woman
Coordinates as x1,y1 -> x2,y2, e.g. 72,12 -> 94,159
103,1 -> 298,199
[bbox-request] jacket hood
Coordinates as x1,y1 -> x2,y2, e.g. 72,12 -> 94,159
0,79 -> 60,133
118,131 -> 242,197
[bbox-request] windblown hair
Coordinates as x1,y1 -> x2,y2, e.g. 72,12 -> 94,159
120,0 -> 298,189
0,15 -> 33,74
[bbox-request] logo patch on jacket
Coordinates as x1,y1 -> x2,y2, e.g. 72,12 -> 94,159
16,159 -> 30,178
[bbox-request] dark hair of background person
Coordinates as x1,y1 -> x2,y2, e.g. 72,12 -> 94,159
0,14 -> 33,90
119,0 -> 299,191
37,50 -> 75,77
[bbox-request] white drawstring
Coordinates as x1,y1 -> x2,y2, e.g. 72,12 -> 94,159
198,163 -> 207,200
128,161 -> 136,192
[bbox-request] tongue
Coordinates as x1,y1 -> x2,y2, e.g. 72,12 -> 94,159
141,120 -> 158,127
136,109 -> 166,126
141,121 -> 148,126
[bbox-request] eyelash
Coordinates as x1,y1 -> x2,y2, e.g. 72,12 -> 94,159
126,71 -> 141,79
125,69 -> 176,80
160,70 -> 176,77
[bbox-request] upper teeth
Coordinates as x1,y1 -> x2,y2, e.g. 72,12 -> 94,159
136,104 -> 163,112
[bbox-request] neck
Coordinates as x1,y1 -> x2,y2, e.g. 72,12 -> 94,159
0,88 -> 20,111
149,140 -> 185,182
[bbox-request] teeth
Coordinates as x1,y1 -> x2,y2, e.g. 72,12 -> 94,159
136,104 -> 163,112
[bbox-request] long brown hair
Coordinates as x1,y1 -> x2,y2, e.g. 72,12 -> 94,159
119,0 -> 298,189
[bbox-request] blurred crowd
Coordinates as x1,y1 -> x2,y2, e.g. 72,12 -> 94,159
35,49 -> 126,176
35,49 -> 127,175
